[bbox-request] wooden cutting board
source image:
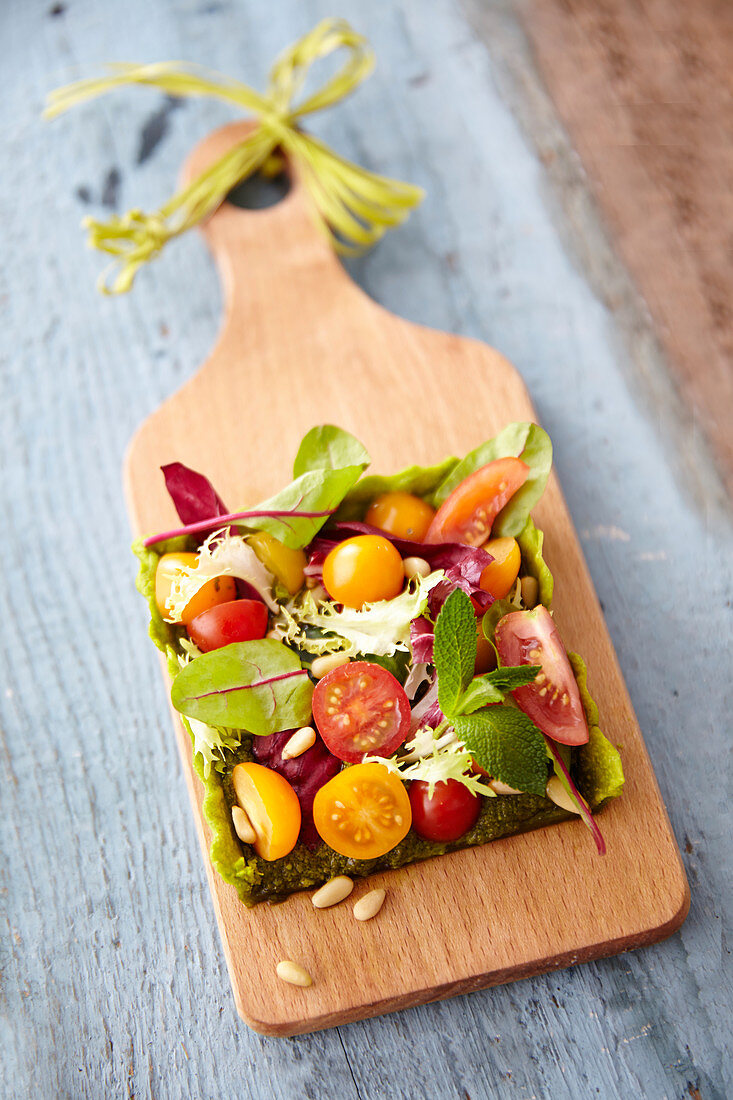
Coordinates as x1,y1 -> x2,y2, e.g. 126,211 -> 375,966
124,121 -> 689,1036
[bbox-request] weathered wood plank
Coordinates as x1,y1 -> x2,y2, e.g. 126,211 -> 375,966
516,0 -> 733,500
2,0 -> 731,1097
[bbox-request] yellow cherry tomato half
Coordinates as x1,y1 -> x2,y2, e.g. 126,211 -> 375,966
313,762 -> 411,860
480,537 -> 522,600
231,762 -> 301,861
154,552 -> 237,625
322,535 -> 404,609
247,530 -> 306,595
365,491 -> 436,542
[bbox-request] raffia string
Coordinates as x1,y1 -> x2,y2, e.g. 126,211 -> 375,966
45,18 -> 424,294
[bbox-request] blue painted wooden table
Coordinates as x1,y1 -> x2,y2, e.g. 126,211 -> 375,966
2,1 -> 731,1096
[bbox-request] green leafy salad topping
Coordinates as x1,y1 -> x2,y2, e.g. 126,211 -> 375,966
133,421 -> 624,905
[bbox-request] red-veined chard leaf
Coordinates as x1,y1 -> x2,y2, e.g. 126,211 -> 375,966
170,639 -> 313,735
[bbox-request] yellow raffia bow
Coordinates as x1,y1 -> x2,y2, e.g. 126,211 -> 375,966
45,18 -> 424,294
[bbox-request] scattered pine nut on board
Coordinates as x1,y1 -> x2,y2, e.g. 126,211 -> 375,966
124,122 -> 689,1036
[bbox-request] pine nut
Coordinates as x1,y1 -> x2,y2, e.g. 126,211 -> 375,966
546,775 -> 581,814
353,888 -> 386,922
308,583 -> 328,602
281,726 -> 316,760
276,960 -> 312,987
311,875 -> 354,909
488,778 -> 523,795
231,805 -> 257,844
403,556 -> 431,581
266,628 -> 281,640
521,575 -> 539,608
311,653 -> 350,679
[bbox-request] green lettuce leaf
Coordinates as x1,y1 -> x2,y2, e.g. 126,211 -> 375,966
570,651 -> 625,808
334,457 -> 458,522
517,515 -> 554,609
293,424 -> 371,477
430,422 -> 552,537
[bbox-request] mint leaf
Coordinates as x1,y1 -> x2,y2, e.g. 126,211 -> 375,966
434,588 -> 477,717
454,707 -> 548,796
455,679 -> 504,713
456,665 -> 538,714
293,425 -> 371,477
481,666 -> 540,692
171,639 -> 314,734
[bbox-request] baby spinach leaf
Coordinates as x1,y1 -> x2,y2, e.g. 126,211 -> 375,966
433,588 -> 477,717
293,425 -> 371,477
170,639 -> 313,735
454,707 -> 548,796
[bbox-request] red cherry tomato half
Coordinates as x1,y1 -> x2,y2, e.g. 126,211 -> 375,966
312,661 -> 411,764
187,598 -> 268,652
494,606 -> 589,745
426,457 -> 529,545
409,779 -> 482,842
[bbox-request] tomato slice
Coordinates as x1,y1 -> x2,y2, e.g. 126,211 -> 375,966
231,762 -> 301,861
409,779 -> 482,842
188,598 -> 268,652
313,762 -> 412,858
312,661 -> 411,763
494,607 -> 589,745
426,458 -> 529,545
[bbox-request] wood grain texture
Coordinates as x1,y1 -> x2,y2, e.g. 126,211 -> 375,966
518,0 -> 733,500
124,121 -> 689,1036
3,0 -> 731,1095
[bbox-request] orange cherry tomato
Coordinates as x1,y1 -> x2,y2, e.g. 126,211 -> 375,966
154,552 -> 237,625
480,537 -> 522,599
313,762 -> 412,859
231,762 -> 302,861
365,491 -> 436,541
425,458 -> 529,545
322,535 -> 404,609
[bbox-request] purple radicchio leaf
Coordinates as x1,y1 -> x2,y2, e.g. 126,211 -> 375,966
409,677 -> 445,734
410,615 -> 435,664
161,462 -> 229,526
251,731 -> 342,850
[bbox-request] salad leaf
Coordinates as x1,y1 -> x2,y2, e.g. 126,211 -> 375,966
171,639 -> 313,734
275,572 -> 442,658
334,457 -> 458,522
293,424 -> 371,477
242,465 -> 368,550
570,652 -> 624,807
433,588 -> 477,716
162,461 -> 229,524
544,736 -> 606,855
164,529 -> 278,620
431,423 -> 552,538
457,665 -> 539,714
517,516 -> 554,609
454,707 -> 548,797
372,734 -> 489,799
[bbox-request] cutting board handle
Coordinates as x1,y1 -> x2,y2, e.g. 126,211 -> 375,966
181,121 -> 361,323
